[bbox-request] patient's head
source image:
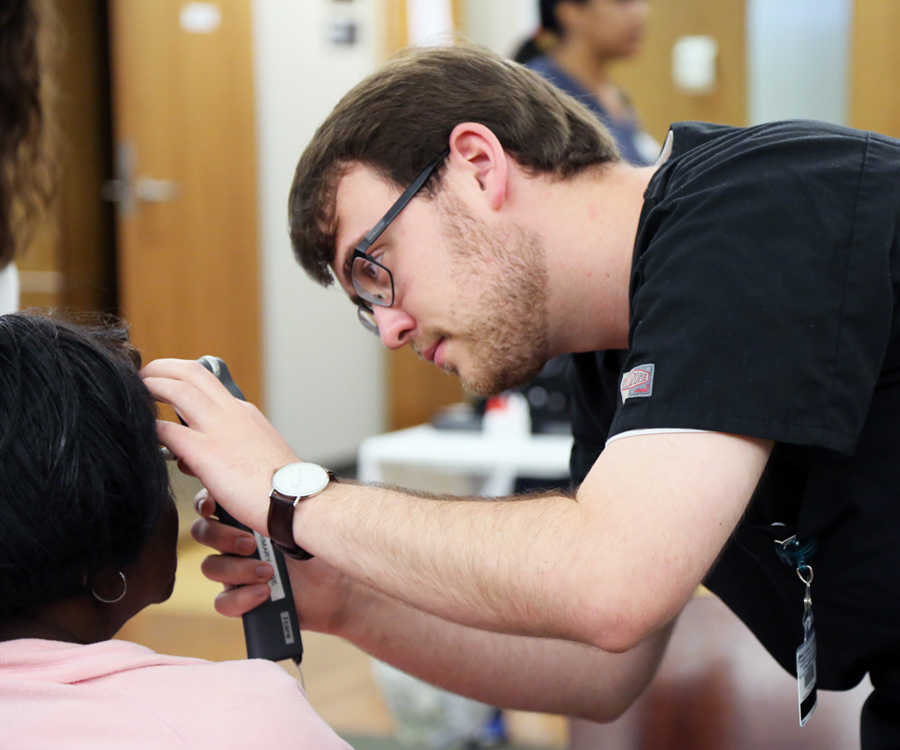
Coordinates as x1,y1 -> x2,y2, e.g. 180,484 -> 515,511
0,312 -> 178,643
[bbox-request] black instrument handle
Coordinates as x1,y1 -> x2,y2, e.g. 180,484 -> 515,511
193,356 -> 304,663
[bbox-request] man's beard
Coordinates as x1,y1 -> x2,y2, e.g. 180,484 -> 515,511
434,197 -> 551,396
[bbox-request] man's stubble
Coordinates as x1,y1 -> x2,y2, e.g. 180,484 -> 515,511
435,195 -> 551,396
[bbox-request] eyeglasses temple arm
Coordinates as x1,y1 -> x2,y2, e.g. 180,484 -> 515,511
362,149 -> 451,247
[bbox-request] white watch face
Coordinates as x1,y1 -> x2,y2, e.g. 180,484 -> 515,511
273,462 -> 329,499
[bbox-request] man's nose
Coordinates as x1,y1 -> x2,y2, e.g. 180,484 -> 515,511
373,305 -> 416,349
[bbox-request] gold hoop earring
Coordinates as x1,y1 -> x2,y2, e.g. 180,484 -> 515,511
91,571 -> 127,604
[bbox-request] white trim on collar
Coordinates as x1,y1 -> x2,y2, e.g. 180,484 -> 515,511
606,427 -> 709,446
655,130 -> 674,166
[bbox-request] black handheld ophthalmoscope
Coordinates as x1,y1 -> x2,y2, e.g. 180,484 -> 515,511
195,356 -> 305,664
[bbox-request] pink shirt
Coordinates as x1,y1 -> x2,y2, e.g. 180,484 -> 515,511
0,638 -> 354,749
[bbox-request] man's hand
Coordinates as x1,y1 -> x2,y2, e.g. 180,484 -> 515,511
143,358 -> 299,535
191,489 -> 359,635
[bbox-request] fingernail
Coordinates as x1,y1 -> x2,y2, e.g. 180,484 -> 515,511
236,538 -> 256,555
257,564 -> 273,581
253,584 -> 271,598
193,489 -> 208,513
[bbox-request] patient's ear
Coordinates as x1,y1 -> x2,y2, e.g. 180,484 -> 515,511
447,122 -> 509,212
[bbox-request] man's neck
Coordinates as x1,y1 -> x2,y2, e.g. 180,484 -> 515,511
513,161 -> 656,355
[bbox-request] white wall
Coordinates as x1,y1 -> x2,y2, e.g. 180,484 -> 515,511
462,0 -> 538,57
252,0 -> 387,465
747,0 -> 852,126
408,0 -> 454,46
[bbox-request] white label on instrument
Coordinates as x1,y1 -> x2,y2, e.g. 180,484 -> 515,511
254,532 -> 286,602
280,611 -> 295,645
180,3 -> 222,34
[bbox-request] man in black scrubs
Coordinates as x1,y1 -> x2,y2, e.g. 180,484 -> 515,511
144,45 -> 900,747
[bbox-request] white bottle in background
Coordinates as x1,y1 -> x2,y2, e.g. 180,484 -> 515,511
482,391 -> 531,439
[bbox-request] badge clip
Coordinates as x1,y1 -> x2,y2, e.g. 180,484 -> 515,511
776,534 -> 818,726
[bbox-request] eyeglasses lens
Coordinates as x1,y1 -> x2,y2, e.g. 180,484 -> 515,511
357,304 -> 379,335
351,254 -> 393,307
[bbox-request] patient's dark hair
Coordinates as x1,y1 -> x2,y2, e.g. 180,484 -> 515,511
0,312 -> 171,616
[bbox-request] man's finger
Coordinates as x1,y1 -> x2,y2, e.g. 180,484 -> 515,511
156,419 -> 200,469
178,457 -> 198,477
193,488 -> 215,517
144,375 -> 219,429
214,584 -> 272,618
141,358 -> 238,407
201,553 -> 273,586
191,517 -> 257,556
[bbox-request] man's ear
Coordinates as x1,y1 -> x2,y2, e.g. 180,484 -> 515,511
447,123 -> 509,212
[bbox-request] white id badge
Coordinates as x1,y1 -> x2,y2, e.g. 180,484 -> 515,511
796,630 -> 818,726
775,535 -> 819,728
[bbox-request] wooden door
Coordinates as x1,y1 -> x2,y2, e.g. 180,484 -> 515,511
108,0 -> 262,405
611,0 -> 748,142
849,0 -> 900,137
18,0 -> 114,313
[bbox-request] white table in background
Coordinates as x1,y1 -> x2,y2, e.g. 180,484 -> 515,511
357,424 -> 573,497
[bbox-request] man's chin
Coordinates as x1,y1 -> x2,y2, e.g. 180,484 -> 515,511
459,361 -> 547,397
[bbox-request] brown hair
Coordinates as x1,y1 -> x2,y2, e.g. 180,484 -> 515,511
288,43 -> 620,287
0,0 -> 58,269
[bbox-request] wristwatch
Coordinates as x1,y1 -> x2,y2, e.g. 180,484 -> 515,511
267,462 -> 334,560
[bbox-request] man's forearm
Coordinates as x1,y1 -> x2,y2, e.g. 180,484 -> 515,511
296,483 -> 602,646
293,433 -> 769,654
337,579 -> 674,722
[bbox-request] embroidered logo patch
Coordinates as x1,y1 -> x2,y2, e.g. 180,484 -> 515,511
620,364 -> 655,403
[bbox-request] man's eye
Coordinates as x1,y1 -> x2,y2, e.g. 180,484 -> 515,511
360,259 -> 379,279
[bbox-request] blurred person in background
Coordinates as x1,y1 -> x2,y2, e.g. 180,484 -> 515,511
514,0 -> 658,166
0,0 -> 57,314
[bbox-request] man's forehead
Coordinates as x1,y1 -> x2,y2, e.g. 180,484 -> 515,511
331,164 -> 403,286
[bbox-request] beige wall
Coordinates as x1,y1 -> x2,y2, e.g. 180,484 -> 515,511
462,0 -> 537,56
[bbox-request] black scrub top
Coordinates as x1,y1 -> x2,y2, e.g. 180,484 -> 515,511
568,121 -> 900,691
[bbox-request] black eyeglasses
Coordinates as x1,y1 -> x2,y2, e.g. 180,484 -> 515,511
351,149 -> 450,334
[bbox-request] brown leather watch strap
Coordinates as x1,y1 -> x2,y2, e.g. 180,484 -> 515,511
267,489 -> 314,561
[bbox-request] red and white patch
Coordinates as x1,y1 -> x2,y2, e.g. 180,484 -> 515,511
620,364 -> 655,403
